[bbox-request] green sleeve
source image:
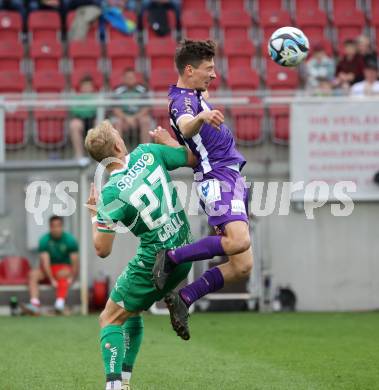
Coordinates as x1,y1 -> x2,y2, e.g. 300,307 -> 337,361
38,234 -> 49,253
149,144 -> 188,171
96,186 -> 129,233
67,234 -> 79,253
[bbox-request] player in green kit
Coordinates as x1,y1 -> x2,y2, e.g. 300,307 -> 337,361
84,121 -> 196,390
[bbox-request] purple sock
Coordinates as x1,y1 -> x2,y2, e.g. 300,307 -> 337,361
179,267 -> 224,307
168,236 -> 225,264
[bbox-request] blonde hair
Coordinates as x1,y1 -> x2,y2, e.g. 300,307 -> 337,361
84,120 -> 117,162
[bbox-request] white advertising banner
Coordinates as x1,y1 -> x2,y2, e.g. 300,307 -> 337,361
290,100 -> 379,201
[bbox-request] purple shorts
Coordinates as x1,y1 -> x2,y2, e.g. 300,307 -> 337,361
196,167 -> 249,231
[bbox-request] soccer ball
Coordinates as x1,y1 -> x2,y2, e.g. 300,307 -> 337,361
268,26 -> 310,67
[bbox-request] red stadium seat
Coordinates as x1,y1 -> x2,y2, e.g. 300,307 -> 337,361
109,70 -> 145,90
32,70 -> 65,92
0,256 -> 30,285
336,26 -> 364,48
106,38 -> 139,72
152,107 -> 172,135
149,68 -> 177,91
270,106 -> 290,142
0,39 -> 23,71
220,0 -> 246,11
145,37 -> 176,70
332,0 -> 359,13
227,68 -> 259,90
371,0 -> 379,26
30,39 -> 63,72
260,10 -> 292,43
334,9 -> 365,27
219,9 -> 252,39
34,110 -> 67,148
68,39 -> 101,71
182,9 -> 212,39
70,69 -> 103,91
28,11 -> 61,41
231,106 -> 264,144
258,0 -> 284,16
0,11 -> 22,41
294,0 -> 321,13
182,0 -> 207,11
296,9 -> 327,29
66,10 -> 99,41
106,10 -> 136,40
224,37 -> 255,69
5,111 -> 28,149
0,71 -> 25,93
265,65 -> 299,90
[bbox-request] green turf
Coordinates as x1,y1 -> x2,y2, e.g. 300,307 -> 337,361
0,312 -> 378,390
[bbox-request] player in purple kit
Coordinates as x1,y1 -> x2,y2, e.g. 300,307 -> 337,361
151,40 -> 253,339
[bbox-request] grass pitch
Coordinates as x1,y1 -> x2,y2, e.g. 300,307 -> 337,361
0,312 -> 378,390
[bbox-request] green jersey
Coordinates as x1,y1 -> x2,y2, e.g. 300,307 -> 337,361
96,144 -> 193,264
38,232 -> 79,265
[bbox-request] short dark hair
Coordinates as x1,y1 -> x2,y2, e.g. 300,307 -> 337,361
49,215 -> 64,225
344,39 -> 356,46
175,39 -> 216,75
79,74 -> 94,85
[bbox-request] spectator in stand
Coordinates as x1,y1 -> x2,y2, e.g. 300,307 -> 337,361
29,0 -> 64,11
21,216 -> 79,315
335,39 -> 364,91
102,0 -> 137,36
306,43 -> 335,89
357,35 -> 377,67
69,75 -> 97,159
138,0 -> 181,37
67,0 -> 102,41
112,68 -> 152,144
351,61 -> 379,96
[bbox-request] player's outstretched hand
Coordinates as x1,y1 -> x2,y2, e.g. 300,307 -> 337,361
149,126 -> 180,147
85,182 -> 98,214
200,110 -> 224,130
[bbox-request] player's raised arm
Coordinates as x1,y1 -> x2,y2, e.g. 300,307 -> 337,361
178,109 -> 224,138
150,126 -> 197,168
86,183 -> 116,258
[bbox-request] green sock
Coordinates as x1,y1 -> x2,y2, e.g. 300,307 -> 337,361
100,324 -> 124,382
122,316 -> 144,377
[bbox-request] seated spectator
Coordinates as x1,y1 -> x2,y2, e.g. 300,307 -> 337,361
138,0 -> 181,37
0,0 -> 24,11
306,43 -> 335,89
357,35 -> 377,67
102,0 -> 136,36
335,39 -> 364,90
29,0 -> 63,11
21,215 -> 79,315
69,75 -> 97,158
111,68 -> 152,144
67,0 -> 102,41
351,61 -> 379,96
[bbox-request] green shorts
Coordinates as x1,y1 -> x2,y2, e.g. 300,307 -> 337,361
110,255 -> 192,312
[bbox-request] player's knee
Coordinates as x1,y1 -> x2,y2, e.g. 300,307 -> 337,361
29,269 -> 39,282
234,258 -> 253,279
230,234 -> 250,254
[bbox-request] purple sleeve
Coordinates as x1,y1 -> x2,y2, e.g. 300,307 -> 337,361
170,93 -> 199,124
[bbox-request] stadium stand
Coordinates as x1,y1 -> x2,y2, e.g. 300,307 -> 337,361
182,8 -> 213,40
223,37 -> 255,70
5,111 -> 28,149
145,36 -> 177,70
0,256 -> 30,285
32,70 -> 65,92
0,70 -> 25,92
231,105 -> 264,144
269,106 -> 290,143
0,39 -> 23,71
30,39 -> 63,72
28,10 -> 61,41
33,110 -> 67,148
106,37 -> 139,72
149,68 -> 177,91
226,67 -> 259,90
0,10 -> 22,40
66,9 -> 100,41
70,69 -> 103,91
68,39 -> 102,71
219,8 -> 252,40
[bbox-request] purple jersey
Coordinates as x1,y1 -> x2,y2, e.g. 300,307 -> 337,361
168,85 -> 246,174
